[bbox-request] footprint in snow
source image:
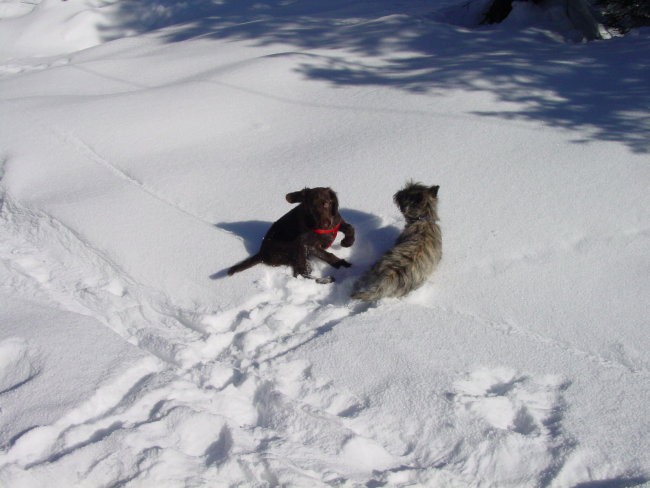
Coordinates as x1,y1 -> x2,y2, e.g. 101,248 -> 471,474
0,337 -> 42,395
452,366 -> 569,436
202,270 -> 355,368
12,255 -> 51,284
449,366 -> 575,485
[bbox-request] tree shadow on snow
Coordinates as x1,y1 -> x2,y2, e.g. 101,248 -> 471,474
572,477 -> 650,488
100,0 -> 649,154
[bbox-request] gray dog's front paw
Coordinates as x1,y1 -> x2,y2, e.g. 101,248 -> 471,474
333,259 -> 352,269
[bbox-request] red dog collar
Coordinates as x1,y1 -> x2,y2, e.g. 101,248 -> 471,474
314,222 -> 340,248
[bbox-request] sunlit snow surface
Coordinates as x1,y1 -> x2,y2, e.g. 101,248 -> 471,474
0,1 -> 648,486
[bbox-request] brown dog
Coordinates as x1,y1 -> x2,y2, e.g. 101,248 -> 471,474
228,187 -> 355,283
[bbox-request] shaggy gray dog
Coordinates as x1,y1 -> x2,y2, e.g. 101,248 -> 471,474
351,182 -> 442,301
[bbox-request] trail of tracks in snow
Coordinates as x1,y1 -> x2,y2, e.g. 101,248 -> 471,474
0,109 -> 347,484
0,190 -> 599,487
3,136 -> 578,484
0,179 -> 395,485
1,103 -> 644,486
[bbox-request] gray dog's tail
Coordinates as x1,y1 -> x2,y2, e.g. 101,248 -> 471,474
228,254 -> 262,276
351,268 -> 402,301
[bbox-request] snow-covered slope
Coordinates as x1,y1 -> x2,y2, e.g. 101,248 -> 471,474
1,1 -> 648,486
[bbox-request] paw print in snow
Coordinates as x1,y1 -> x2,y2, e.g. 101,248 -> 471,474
452,366 -> 568,438
448,367 -> 575,485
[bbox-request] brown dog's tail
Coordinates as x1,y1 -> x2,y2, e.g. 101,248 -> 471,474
228,254 -> 262,276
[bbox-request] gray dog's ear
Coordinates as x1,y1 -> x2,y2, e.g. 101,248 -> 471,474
286,189 -> 307,203
430,185 -> 440,197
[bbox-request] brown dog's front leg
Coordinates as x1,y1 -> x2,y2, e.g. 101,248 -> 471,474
339,219 -> 355,247
294,246 -> 333,283
292,243 -> 313,278
312,248 -> 351,269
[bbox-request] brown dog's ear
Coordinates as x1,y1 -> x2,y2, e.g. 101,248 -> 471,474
430,185 -> 440,198
328,189 -> 339,213
286,189 -> 308,204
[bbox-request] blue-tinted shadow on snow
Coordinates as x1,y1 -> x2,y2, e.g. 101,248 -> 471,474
571,478 -> 650,488
216,220 -> 270,255
339,208 -> 401,269
101,1 -> 649,154
210,220 -> 270,280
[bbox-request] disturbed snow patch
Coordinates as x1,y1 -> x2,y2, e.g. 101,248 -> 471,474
0,338 -> 42,395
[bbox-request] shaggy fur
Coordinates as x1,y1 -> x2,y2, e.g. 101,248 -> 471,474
351,182 -> 442,300
228,187 -> 355,282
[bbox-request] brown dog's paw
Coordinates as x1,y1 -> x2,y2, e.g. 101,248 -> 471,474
341,238 -> 354,248
333,259 -> 352,269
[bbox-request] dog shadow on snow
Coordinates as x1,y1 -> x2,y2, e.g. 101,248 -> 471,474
209,220 -> 270,280
210,208 -> 400,291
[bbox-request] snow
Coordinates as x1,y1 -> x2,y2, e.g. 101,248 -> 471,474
0,0 -> 649,486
